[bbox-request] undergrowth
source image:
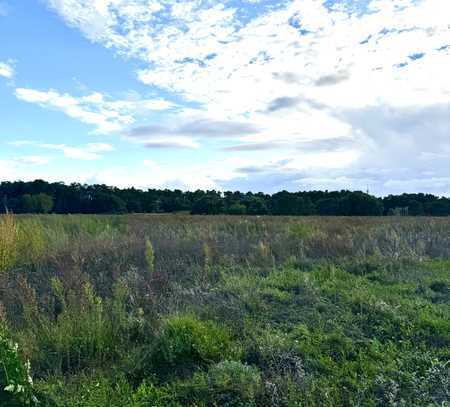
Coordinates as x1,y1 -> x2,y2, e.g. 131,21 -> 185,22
0,214 -> 448,406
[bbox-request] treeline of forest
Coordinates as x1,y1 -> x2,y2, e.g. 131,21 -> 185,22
1,180 -> 450,216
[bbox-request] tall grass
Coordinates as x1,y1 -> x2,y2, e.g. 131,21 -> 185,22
0,212 -> 18,273
0,214 -> 448,406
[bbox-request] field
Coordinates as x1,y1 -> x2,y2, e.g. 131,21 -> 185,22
1,214 -> 449,406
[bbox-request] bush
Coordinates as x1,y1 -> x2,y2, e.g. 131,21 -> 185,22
176,361 -> 263,407
21,279 -> 139,376
132,381 -> 178,406
39,374 -> 134,407
148,315 -> 236,379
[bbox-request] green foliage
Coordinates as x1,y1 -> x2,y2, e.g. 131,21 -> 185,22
144,239 -> 155,274
132,381 -> 178,406
1,215 -> 449,406
176,361 -> 263,407
39,374 -> 135,407
0,324 -> 38,406
227,203 -> 247,215
17,218 -> 47,266
20,278 -> 141,376
148,315 -> 236,378
0,212 -> 18,273
21,194 -> 54,214
289,222 -> 315,239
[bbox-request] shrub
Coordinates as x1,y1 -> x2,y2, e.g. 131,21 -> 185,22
176,361 -> 263,407
39,374 -> 134,407
148,315 -> 235,379
22,278 -> 138,376
132,381 -> 178,406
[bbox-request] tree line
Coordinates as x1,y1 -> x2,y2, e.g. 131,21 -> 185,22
1,180 -> 449,216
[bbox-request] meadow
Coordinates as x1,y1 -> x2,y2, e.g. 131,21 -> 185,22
0,213 -> 449,406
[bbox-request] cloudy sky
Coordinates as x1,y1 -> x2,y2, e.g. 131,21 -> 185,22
0,0 -> 449,195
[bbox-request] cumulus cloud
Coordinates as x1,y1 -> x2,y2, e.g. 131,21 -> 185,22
222,142 -> 286,152
40,142 -> 114,160
143,137 -> 200,149
15,88 -> 175,134
37,0 -> 450,194
0,61 -> 14,78
9,141 -> 113,161
13,156 -> 50,165
266,97 -> 301,113
314,71 -> 350,87
127,119 -> 261,139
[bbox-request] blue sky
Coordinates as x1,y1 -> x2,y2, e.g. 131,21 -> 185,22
0,0 -> 449,195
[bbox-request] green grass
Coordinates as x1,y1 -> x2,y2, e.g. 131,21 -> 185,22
0,214 -> 448,406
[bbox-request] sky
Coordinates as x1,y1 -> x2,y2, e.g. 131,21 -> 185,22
0,0 -> 449,195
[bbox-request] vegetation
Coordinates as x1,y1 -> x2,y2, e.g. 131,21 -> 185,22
2,180 -> 450,216
0,214 -> 449,406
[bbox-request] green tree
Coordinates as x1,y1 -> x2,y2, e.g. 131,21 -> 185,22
20,193 -> 53,213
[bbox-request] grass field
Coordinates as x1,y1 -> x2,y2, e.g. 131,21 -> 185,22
1,214 -> 449,406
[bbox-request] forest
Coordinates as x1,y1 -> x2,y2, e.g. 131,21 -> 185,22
1,180 -> 450,216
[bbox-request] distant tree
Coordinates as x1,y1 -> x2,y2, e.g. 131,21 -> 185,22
228,202 -> 247,215
191,193 -> 224,215
316,198 -> 340,215
297,196 -> 316,215
1,179 -> 447,216
407,200 -> 424,216
246,196 -> 268,215
35,193 -> 54,213
20,193 -> 53,213
270,192 -> 316,215
270,191 -> 299,215
339,192 -> 383,216
90,192 -> 127,214
425,199 -> 450,216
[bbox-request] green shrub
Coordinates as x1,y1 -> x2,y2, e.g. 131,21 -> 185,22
39,374 -> 134,407
132,381 -> 178,406
148,315 -> 236,379
176,361 -> 263,407
289,223 -> 315,240
21,278 -> 139,376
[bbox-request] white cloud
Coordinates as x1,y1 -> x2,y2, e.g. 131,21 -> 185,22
40,142 -> 114,160
46,0 -> 450,123
8,139 -> 115,161
142,137 -> 200,149
37,0 -> 450,193
0,61 -> 14,78
13,156 -> 51,165
14,87 -> 175,134
85,142 -> 115,152
8,140 -> 35,146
